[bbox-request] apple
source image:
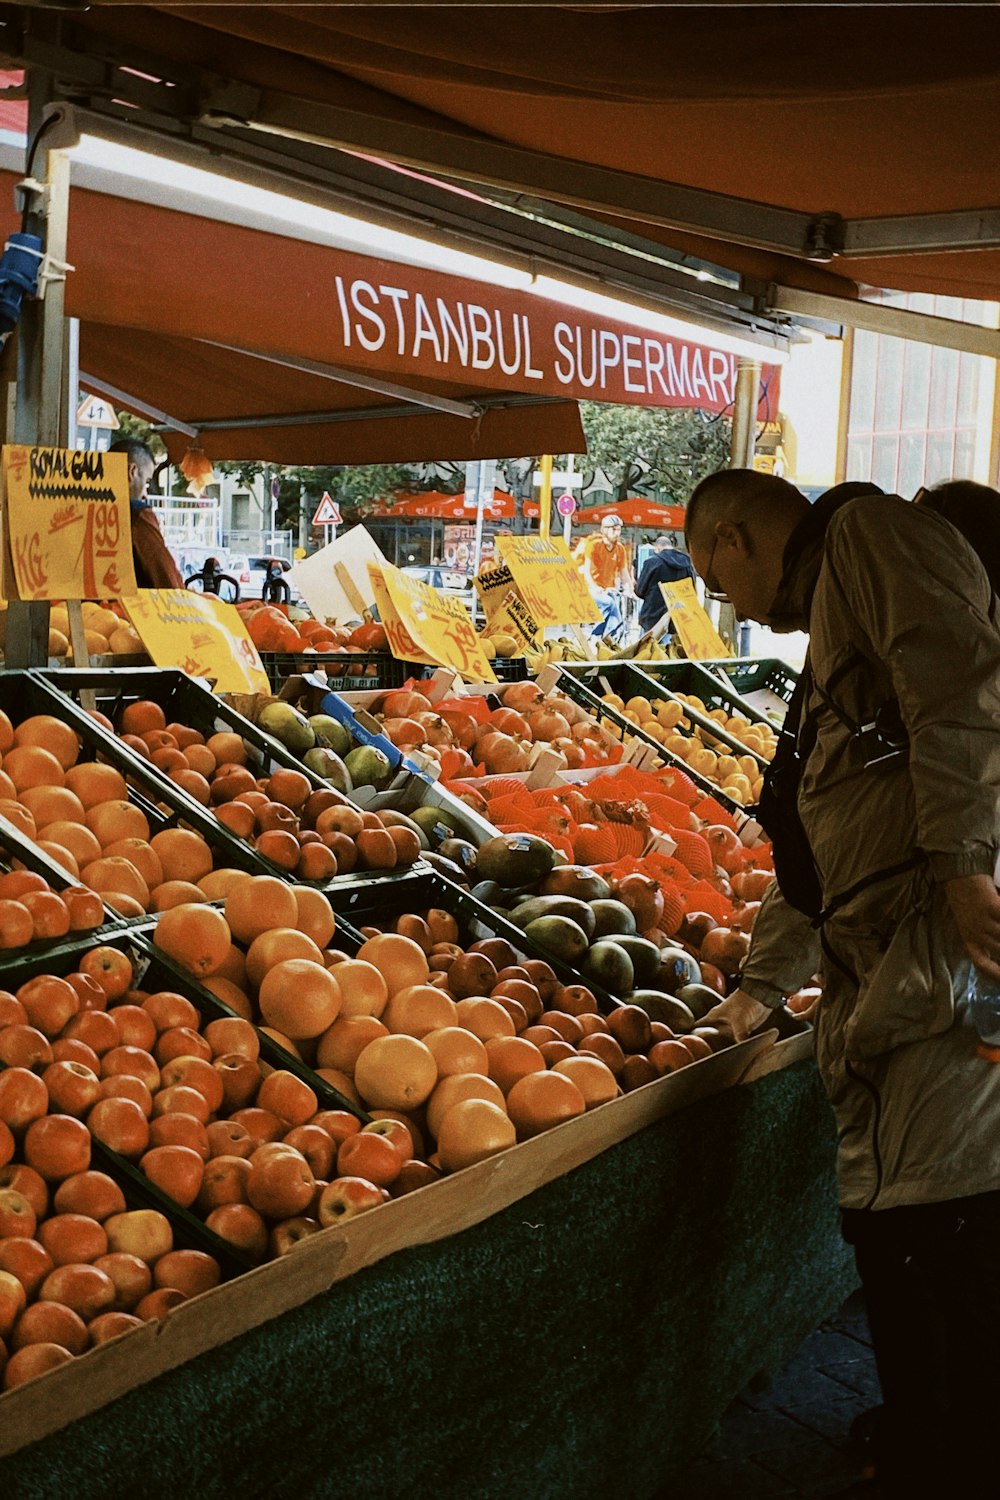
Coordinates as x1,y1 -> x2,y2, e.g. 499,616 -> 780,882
268,1216 -> 322,1257
103,1209 -> 174,1264
317,1176 -> 384,1227
606,1005 -> 653,1055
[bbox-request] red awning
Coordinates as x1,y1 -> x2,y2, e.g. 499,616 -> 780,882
576,499 -> 687,530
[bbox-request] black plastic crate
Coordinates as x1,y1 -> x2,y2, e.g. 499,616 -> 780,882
258,652 -> 416,694
566,660 -> 770,764
31,668 -> 417,894
553,667 -> 747,819
700,657 -> 800,717
326,867 -> 620,1014
0,807 -> 127,965
489,656 -> 529,683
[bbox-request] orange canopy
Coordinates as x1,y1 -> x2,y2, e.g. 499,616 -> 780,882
367,489 -> 540,520
31,5 -> 1000,304
576,499 -> 687,530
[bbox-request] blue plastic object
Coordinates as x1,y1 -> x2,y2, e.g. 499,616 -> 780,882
0,231 -> 42,342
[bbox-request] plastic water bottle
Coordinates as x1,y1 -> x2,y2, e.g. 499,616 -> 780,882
969,968 -> 1000,1053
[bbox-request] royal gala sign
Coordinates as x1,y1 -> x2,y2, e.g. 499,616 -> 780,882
328,262 -> 777,415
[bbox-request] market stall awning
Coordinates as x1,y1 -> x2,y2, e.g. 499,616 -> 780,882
576,499 -> 687,530
368,488 -> 541,521
11,4 -> 1000,333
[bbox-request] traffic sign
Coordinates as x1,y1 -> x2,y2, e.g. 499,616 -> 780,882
312,493 -> 342,525
76,395 -> 120,430
556,492 -> 577,517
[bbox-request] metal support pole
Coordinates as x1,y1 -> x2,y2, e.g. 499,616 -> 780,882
6,69 -> 71,667
537,454 -> 553,540
718,358 -> 761,652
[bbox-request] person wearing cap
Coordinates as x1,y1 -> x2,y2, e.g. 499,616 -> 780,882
577,514 -> 635,638
635,532 -> 697,633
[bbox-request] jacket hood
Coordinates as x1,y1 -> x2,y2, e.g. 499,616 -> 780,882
767,481 -> 885,631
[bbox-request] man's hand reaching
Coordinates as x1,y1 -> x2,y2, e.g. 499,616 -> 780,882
944,873 -> 1000,984
699,988 -> 774,1042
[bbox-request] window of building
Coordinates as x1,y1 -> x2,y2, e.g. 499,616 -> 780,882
846,293 -> 998,495
231,492 -> 251,530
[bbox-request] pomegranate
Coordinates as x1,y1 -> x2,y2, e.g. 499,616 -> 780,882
438,710 -> 479,750
550,737 -> 586,769
570,721 -> 603,743
730,868 -> 775,902
731,901 -> 761,934
699,926 -> 751,976
527,708 -> 571,743
415,713 -> 456,748
705,825 -> 745,875
488,707 -> 531,738
381,717 -> 426,747
381,689 -> 433,719
502,682 -> 543,713
614,873 -> 665,932
477,733 -> 530,776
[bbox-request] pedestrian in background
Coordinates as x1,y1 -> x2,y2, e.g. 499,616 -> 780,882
634,532 -> 696,633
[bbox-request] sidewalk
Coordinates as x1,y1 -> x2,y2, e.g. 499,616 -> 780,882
661,1291 -> 880,1498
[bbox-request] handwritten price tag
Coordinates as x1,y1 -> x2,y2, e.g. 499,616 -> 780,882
2,445 -> 137,601
368,563 -> 497,682
496,535 -> 600,628
483,590 -> 540,651
121,590 -> 271,694
660,578 -> 732,659
474,560 -> 518,621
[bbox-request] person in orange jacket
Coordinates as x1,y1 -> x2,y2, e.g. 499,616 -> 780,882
109,438 -> 184,590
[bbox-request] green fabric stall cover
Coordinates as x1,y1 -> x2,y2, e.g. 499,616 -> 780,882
0,1062 -> 856,1499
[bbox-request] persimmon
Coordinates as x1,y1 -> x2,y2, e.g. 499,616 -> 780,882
149,829 -> 213,885
153,903 -> 230,978
224,876 -> 298,944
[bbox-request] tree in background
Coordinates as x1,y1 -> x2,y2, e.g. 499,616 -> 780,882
577,402 -> 732,504
273,463 -> 412,535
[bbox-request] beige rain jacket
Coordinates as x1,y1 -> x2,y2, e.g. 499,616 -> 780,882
740,492 -> 1000,1210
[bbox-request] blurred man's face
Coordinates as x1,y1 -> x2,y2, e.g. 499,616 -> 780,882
601,521 -> 622,548
128,456 -> 155,503
689,519 -> 789,627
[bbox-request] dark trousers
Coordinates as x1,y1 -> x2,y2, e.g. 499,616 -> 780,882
842,1190 -> 1000,1498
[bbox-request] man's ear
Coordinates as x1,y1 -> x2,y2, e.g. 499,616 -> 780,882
715,519 -> 744,550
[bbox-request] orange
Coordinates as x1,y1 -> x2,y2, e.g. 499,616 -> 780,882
382,984 -> 458,1038
0,709 -> 13,753
12,715 -> 80,771
149,828 -> 213,885
290,886 -> 336,949
81,857 -> 150,908
214,802 -> 256,840
182,744 -> 217,779
64,763 -> 127,807
266,769 -> 311,811
153,904 -> 231,978
169,768 -> 212,806
37,821 -> 101,868
295,843 -> 338,881
201,976 -> 253,1020
0,771 -> 15,800
315,1015 -> 389,1073
85,800 -> 150,847
257,959 -> 342,1040
484,1035 -> 547,1095
3,745 -> 65,791
353,1034 -> 438,1110
197,869 -> 251,901
254,829 -> 300,872
356,933 -> 429,997
0,899 -> 33,949
552,1055 -> 619,1109
454,997 -> 516,1042
102,838 -> 163,890
245,928 -> 324,989
224,876 -> 298,944
326,958 -> 388,1019
36,842 -> 80,879
506,1071 -> 586,1140
436,1098 -> 516,1172
0,800 -> 36,841
422,1026 -> 489,1079
165,724 -> 206,752
18,785 -> 85,826
101,893 -> 146,918
119,700 -> 166,737
212,943 -> 248,989
150,881 -> 211,912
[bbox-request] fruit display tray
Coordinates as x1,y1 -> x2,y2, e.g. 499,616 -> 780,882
552,668 -> 747,820
565,660 -> 771,764
257,651 -> 419,694
0,807 -> 128,960
700,656 -> 800,719
33,667 -> 422,895
326,867 -> 620,1013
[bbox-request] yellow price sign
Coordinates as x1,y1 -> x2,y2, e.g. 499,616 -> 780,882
121,591 -> 271,694
368,563 -> 497,683
496,535 -> 600,628
660,578 -> 732,659
2,445 -> 137,601
483,590 -> 541,652
474,560 -> 517,621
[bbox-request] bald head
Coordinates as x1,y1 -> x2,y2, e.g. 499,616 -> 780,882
684,468 -> 810,627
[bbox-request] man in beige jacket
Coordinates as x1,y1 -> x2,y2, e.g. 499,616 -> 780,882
685,469 -> 1000,1499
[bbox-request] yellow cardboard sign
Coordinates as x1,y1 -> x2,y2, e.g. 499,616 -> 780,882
121,590 -> 271,694
368,563 -> 497,682
483,589 -> 541,652
660,579 -> 732,660
496,535 -> 600,628
2,445 -> 137,601
474,560 -> 518,621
